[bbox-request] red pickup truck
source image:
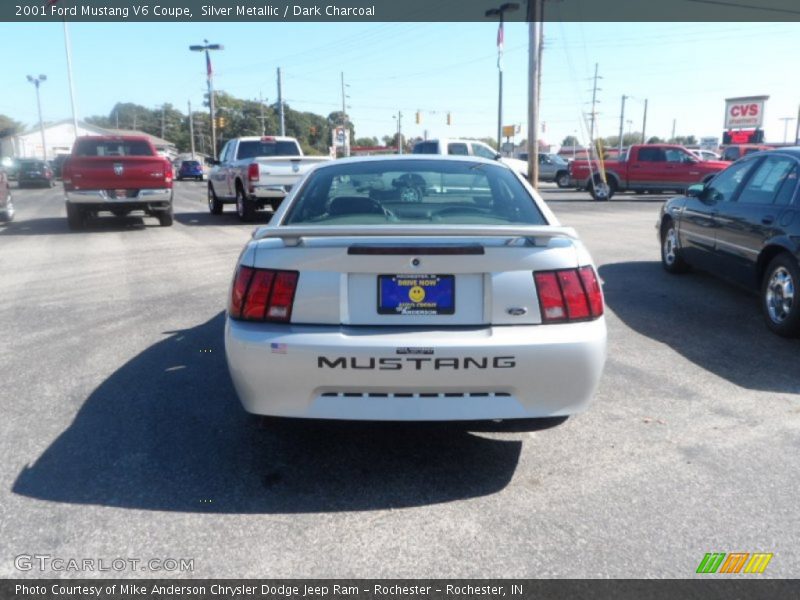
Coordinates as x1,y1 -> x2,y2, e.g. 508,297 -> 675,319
568,144 -> 729,200
62,136 -> 174,230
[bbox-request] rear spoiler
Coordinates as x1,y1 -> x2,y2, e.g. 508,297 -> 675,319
252,224 -> 578,246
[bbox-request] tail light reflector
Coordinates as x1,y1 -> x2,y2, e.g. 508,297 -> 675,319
229,266 -> 299,323
534,266 -> 603,323
248,163 -> 260,182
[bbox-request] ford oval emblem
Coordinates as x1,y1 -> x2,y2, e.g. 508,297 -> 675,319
113,163 -> 124,176
507,307 -> 528,316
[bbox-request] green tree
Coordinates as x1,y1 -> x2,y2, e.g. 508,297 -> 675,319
561,135 -> 580,148
0,114 -> 23,138
647,136 -> 663,144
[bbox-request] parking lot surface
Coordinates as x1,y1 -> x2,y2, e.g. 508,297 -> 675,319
0,181 -> 798,578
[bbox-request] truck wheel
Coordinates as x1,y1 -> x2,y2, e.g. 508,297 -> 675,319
236,186 -> 256,222
158,206 -> 174,227
0,194 -> 13,222
590,177 -> 615,201
66,202 -> 84,230
555,171 -> 570,188
208,184 -> 223,215
761,253 -> 800,337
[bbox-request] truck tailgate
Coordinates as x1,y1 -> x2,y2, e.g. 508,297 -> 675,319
67,157 -> 170,190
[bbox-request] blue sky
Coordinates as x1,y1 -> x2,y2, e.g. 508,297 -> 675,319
1,20 -> 799,147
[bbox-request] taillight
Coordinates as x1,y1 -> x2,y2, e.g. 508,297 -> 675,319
534,266 -> 603,323
164,161 -> 173,184
229,266 -> 298,323
248,163 -> 259,182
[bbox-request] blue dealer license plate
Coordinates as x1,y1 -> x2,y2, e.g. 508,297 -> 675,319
378,274 -> 455,315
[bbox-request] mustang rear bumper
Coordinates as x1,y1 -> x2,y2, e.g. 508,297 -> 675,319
225,319 -> 607,421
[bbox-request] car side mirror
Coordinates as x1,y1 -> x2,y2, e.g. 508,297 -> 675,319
686,184 -> 705,198
494,153 -> 502,160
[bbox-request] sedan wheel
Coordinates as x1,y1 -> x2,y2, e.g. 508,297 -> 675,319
556,172 -> 570,188
660,222 -> 689,273
762,254 -> 799,336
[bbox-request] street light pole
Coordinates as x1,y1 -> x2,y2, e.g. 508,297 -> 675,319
486,3 -> 520,153
27,75 -> 48,161
189,40 -> 224,160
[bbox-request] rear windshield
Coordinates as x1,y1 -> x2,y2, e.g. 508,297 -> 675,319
283,159 -> 546,226
181,161 -> 200,167
19,161 -> 45,168
74,139 -> 154,157
237,141 -> 300,159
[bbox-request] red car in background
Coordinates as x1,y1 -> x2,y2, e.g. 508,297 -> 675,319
568,144 -> 729,200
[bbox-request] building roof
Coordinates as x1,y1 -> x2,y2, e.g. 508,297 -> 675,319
10,120 -> 175,149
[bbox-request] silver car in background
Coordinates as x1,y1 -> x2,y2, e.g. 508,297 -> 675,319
225,156 -> 607,421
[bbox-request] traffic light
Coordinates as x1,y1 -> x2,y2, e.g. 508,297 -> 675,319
216,116 -> 226,129
416,111 -> 421,125
446,112 -> 452,125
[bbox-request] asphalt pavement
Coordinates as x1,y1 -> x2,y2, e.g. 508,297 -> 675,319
0,181 -> 798,578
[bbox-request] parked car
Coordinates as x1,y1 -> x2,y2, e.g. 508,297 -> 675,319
412,138 -> 529,177
0,167 -> 13,222
224,155 -> 607,421
177,160 -> 205,181
62,135 -> 174,229
691,149 -> 722,162
720,144 -> 772,162
50,154 -> 70,178
516,153 -> 571,187
208,136 -> 330,221
569,144 -> 729,200
17,159 -> 55,188
658,148 -> 800,336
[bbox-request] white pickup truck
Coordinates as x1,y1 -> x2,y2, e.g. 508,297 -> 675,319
207,136 -> 330,221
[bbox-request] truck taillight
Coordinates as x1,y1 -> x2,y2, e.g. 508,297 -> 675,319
164,161 -> 173,184
248,163 -> 260,182
534,266 -> 603,323
229,266 -> 299,323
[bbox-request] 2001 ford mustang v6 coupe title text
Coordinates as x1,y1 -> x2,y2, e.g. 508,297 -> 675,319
225,156 -> 607,421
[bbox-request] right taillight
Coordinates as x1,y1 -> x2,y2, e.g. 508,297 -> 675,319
229,266 -> 298,323
247,163 -> 260,182
534,266 -> 603,324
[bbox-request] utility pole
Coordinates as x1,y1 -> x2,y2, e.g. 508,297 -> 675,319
277,67 -> 285,136
63,22 -> 79,138
27,75 -> 48,161
341,72 -> 350,157
161,104 -> 166,139
641,98 -> 648,144
671,119 -> 676,142
189,40 -> 223,160
188,100 -> 196,159
779,117 -> 794,144
795,105 -> 800,144
618,95 -> 627,157
258,92 -> 266,136
589,63 -> 601,142
396,111 -> 403,154
526,0 -> 542,187
115,108 -> 119,129
486,3 -> 520,152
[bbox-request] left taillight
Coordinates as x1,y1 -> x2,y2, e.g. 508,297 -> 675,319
229,266 -> 299,323
534,266 -> 603,324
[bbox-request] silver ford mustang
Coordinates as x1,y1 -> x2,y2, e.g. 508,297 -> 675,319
225,156 -> 606,421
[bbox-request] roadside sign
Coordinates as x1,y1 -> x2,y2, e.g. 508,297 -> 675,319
502,125 -> 516,137
724,96 -> 769,130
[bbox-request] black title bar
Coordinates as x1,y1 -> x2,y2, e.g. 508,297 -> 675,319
5,0 -> 800,22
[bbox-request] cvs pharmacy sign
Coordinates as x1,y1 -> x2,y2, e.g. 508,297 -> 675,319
724,95 -> 769,129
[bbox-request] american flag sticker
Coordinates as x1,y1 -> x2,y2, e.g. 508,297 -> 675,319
270,343 -> 287,354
